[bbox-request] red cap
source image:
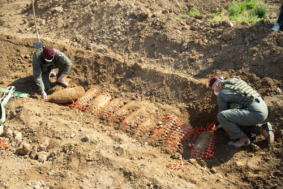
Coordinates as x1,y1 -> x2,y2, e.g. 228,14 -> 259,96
209,76 -> 219,87
43,46 -> 55,60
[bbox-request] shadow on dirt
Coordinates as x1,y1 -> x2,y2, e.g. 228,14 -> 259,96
181,127 -> 273,169
0,36 -> 34,49
8,76 -> 36,94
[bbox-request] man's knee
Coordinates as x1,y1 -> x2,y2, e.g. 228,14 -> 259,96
217,112 -> 226,122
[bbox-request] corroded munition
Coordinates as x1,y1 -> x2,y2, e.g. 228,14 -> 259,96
113,101 -> 139,117
99,98 -> 125,119
87,93 -> 112,113
77,87 -> 100,105
123,106 -> 147,126
191,131 -> 216,159
135,119 -> 156,137
48,86 -> 85,104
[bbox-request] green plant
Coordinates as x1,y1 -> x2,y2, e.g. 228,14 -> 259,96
211,12 -> 219,18
209,18 -> 216,22
207,0 -> 268,24
249,5 -> 268,18
246,0 -> 258,9
174,14 -> 189,20
228,1 -> 246,17
189,7 -> 199,17
180,14 -> 189,18
255,5 -> 268,18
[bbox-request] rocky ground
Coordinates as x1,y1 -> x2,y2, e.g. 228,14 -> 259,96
0,0 -> 283,188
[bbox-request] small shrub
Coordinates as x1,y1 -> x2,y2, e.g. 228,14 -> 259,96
249,5 -> 268,18
255,5 -> 268,18
249,9 -> 257,17
189,7 -> 199,17
228,1 -> 246,17
239,2 -> 247,14
228,2 -> 240,16
246,0 -> 258,9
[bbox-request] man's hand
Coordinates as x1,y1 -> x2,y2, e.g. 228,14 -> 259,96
41,90 -> 47,100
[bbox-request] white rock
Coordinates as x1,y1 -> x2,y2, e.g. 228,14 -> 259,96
17,142 -> 31,155
210,167 -> 217,174
30,145 -> 38,159
13,131 -> 22,144
275,88 -> 281,94
4,128 -> 13,139
188,158 -> 197,164
37,152 -> 48,163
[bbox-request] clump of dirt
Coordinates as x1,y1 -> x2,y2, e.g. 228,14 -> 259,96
0,0 -> 283,188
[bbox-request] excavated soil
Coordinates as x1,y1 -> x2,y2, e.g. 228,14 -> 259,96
0,0 -> 283,188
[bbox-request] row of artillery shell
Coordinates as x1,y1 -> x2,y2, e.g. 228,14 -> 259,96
71,87 -> 192,149
75,87 -> 159,131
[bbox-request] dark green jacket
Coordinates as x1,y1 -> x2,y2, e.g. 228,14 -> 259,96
32,48 -> 72,91
217,88 -> 267,113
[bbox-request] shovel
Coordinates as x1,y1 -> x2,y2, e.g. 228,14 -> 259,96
32,0 -> 43,49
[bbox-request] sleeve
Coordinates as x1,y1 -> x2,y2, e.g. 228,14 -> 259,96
32,52 -> 45,91
55,49 -> 72,74
217,91 -> 229,112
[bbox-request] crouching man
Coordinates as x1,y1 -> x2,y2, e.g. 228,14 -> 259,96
32,46 -> 72,100
209,76 -> 274,148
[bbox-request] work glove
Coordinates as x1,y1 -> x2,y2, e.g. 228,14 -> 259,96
41,90 -> 47,100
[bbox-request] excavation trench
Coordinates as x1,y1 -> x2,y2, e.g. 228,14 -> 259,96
64,51 -> 219,155
72,52 -> 217,123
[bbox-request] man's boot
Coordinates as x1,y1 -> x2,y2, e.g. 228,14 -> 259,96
260,122 -> 274,144
227,135 -> 250,148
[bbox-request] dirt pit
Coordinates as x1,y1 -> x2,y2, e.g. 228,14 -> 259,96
0,0 -> 283,189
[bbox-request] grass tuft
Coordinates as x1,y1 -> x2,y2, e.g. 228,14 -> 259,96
246,0 -> 258,9
189,8 -> 199,17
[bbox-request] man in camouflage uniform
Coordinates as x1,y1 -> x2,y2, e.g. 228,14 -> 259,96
32,46 -> 72,100
209,76 -> 274,148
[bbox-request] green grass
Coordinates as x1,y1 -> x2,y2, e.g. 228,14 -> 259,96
246,0 -> 258,9
174,14 -> 189,20
189,8 -> 199,17
218,0 -> 268,23
250,5 -> 268,18
174,0 -> 270,24
180,14 -> 189,18
230,13 -> 261,23
228,1 -> 247,17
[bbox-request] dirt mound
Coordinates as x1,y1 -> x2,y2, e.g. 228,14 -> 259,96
0,0 -> 283,188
